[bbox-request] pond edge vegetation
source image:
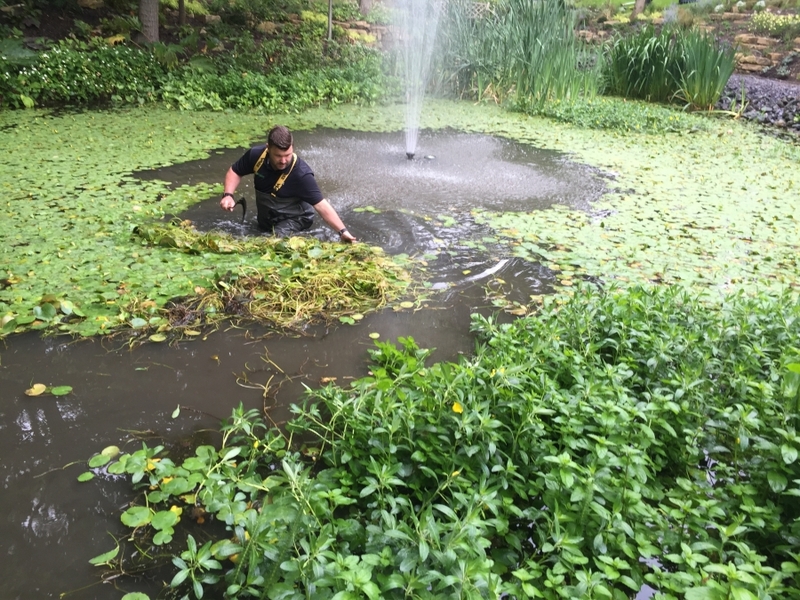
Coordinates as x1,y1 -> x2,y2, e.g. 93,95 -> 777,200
83,285 -> 800,600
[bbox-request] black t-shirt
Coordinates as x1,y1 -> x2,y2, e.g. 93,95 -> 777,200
231,145 -> 324,205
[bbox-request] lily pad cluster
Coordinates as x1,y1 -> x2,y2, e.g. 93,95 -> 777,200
3,100 -> 799,338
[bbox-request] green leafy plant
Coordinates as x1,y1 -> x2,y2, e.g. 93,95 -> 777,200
435,0 -> 600,109
86,285 -> 800,599
676,29 -> 736,110
604,25 -> 686,103
604,25 -> 735,110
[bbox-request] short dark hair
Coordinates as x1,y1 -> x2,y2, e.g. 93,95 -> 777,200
268,126 -> 292,150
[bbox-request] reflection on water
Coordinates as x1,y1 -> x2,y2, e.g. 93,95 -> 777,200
1,129 -> 608,599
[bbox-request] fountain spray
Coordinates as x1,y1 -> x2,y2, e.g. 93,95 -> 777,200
398,0 -> 443,159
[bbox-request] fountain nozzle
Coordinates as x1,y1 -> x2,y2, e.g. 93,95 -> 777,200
406,152 -> 415,160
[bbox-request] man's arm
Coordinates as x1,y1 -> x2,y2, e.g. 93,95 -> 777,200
313,199 -> 356,243
220,168 -> 242,211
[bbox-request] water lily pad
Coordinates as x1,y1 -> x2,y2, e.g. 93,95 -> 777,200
101,445 -> 121,458
130,317 -> 148,328
369,332 -> 380,339
51,385 -> 73,396
400,301 -> 414,309
77,472 -> 95,482
149,333 -> 167,342
25,383 -> 46,396
88,453 -> 112,468
351,313 -> 364,321
121,506 -> 152,527
184,329 -> 201,336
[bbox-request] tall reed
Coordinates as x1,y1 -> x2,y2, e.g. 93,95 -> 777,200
604,25 -> 735,110
604,26 -> 685,103
434,0 -> 600,109
676,29 -> 735,110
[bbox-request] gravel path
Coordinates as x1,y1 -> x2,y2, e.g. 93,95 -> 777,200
717,74 -> 800,132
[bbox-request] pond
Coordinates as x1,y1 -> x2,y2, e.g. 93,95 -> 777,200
0,127 -> 607,599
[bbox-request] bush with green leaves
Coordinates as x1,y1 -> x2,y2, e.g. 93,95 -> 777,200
87,285 -> 800,599
1,38 -> 166,108
604,25 -> 735,110
159,58 -> 385,111
0,35 -> 386,110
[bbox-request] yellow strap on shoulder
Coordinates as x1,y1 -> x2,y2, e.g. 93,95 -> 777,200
252,148 -> 297,197
253,146 -> 269,174
271,153 -> 297,197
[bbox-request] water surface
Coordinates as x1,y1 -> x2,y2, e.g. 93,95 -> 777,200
1,128 -> 607,598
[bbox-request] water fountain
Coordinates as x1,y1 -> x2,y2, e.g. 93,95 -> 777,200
396,0 -> 444,159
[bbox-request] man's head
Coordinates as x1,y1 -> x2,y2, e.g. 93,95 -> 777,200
267,125 -> 294,171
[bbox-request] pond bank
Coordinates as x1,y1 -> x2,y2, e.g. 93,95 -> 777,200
719,73 -> 800,133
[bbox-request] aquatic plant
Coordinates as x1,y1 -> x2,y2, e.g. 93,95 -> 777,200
133,221 -> 409,331
604,25 -> 735,110
436,0 -> 600,109
675,29 -> 736,110
84,285 -> 800,599
604,26 -> 686,103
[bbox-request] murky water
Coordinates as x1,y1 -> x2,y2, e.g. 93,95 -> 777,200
1,129 -> 606,599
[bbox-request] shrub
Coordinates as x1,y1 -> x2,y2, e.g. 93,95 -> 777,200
750,10 -> 800,40
0,38 -> 165,108
92,285 -> 800,599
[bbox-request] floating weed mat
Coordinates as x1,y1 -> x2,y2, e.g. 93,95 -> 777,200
133,222 -> 411,334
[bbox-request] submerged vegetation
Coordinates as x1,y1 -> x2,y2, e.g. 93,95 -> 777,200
86,285 -> 800,599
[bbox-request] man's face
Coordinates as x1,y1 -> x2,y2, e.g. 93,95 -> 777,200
268,145 -> 294,171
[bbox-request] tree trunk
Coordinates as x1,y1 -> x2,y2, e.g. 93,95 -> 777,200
327,0 -> 333,41
630,0 -> 647,21
359,0 -> 373,16
140,0 -> 159,42
178,0 -> 186,26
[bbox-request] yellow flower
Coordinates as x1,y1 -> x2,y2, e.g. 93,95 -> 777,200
452,471 -> 460,477
161,477 -> 173,484
452,402 -> 463,414
169,505 -> 183,516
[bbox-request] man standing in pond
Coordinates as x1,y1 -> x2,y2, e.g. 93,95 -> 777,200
220,125 -> 356,242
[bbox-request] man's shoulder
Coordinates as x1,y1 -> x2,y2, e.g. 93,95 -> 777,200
293,156 -> 315,176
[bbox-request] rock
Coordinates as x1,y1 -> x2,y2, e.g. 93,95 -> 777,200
205,14 -> 221,24
738,63 -> 767,72
755,37 -> 775,47
776,119 -> 786,127
77,0 -> 104,8
734,34 -> 758,44
768,52 -> 783,63
739,55 -> 772,66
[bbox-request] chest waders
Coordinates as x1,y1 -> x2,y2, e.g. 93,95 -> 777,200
253,151 -> 314,235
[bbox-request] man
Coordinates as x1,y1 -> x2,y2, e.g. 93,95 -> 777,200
220,126 -> 356,242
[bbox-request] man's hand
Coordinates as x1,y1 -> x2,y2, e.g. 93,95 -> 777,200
340,230 -> 357,243
220,195 -> 237,211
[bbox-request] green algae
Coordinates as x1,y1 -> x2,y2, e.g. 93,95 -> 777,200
1,100 -> 799,337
